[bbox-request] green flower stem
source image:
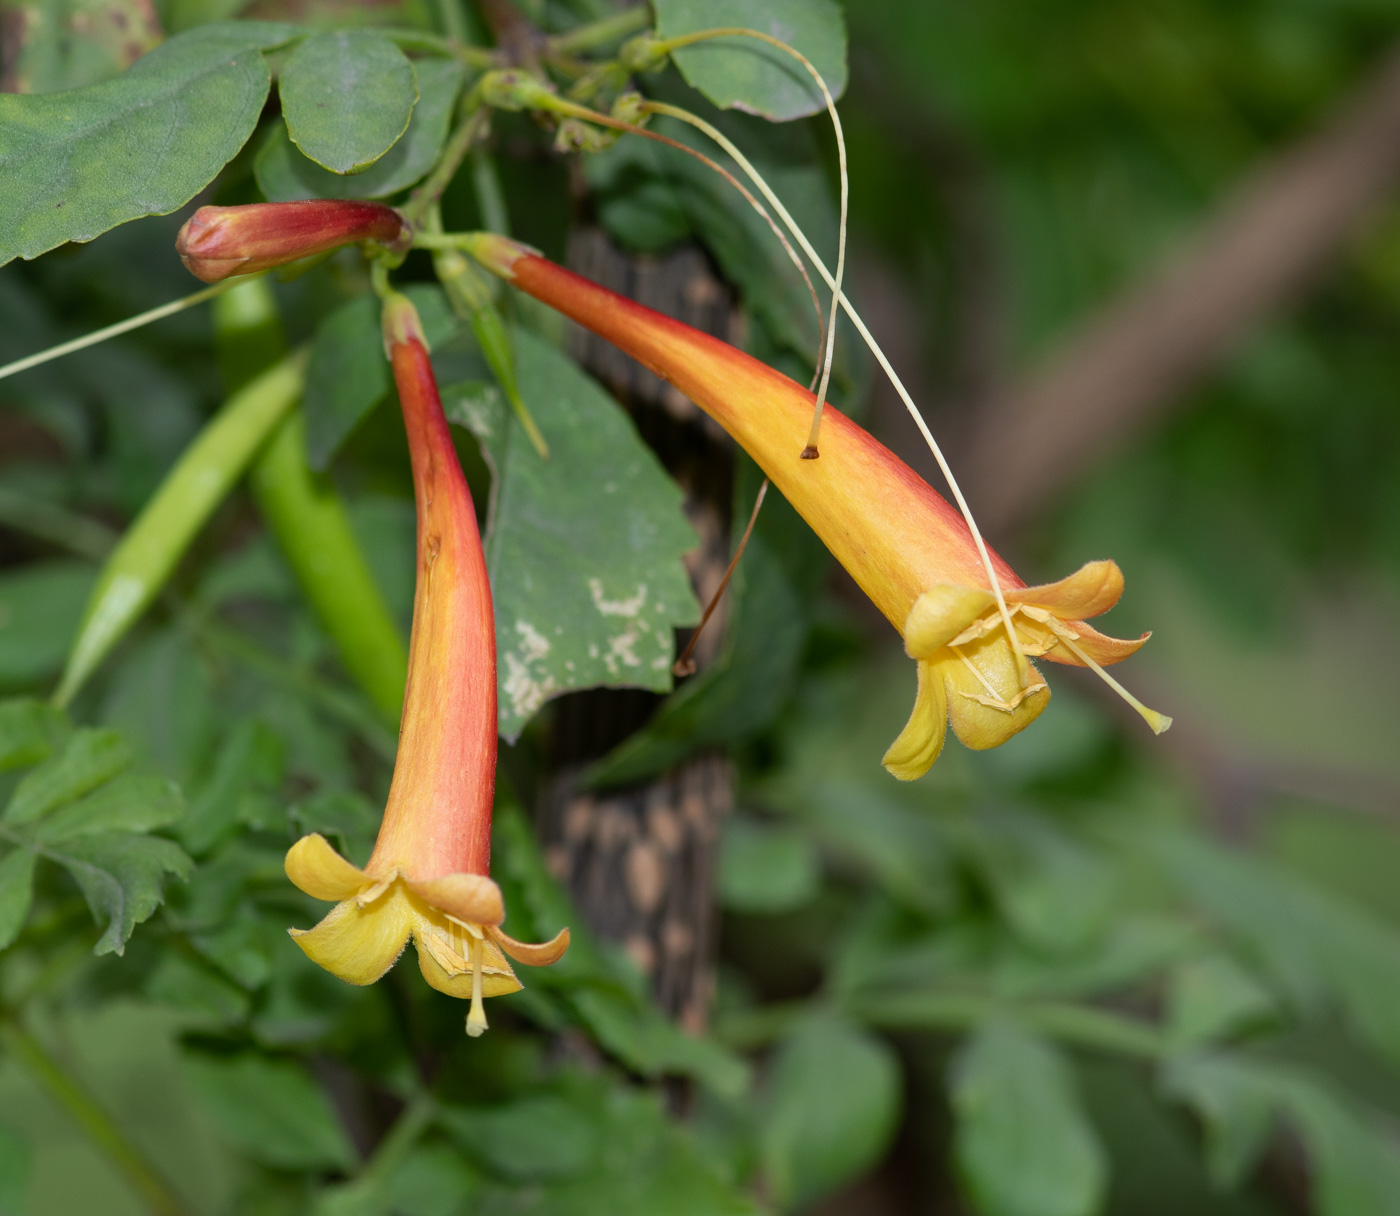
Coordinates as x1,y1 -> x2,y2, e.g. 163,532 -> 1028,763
471,147 -> 511,236
0,1017 -> 191,1216
53,351 -> 307,710
379,26 -> 493,67
715,993 -> 1169,1061
547,6 -> 649,55
403,102 -> 489,228
250,413 -> 409,724
215,278 -> 408,726
0,279 -> 241,385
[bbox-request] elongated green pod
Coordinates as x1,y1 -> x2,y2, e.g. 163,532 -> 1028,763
216,277 -> 408,725
433,247 -> 549,458
54,351 -> 306,709
249,412 -> 408,724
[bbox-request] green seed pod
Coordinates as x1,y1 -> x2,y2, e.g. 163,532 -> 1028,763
54,351 -> 306,708
219,278 -> 408,724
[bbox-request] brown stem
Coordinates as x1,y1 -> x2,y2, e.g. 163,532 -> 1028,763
965,40 -> 1400,532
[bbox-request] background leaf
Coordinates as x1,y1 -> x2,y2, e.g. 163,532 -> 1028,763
0,849 -> 37,950
0,561 -> 95,691
256,57 -> 463,201
762,1013 -> 902,1211
0,22 -> 294,265
446,328 -> 700,739
3,728 -> 131,826
48,830 -> 192,954
653,0 -> 848,122
951,1019 -> 1106,1216
278,30 -> 418,174
184,1053 -> 357,1171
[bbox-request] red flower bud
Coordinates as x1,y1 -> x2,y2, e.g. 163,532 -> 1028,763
176,201 -> 409,283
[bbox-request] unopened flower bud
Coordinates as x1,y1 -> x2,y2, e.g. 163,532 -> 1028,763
176,201 -> 410,283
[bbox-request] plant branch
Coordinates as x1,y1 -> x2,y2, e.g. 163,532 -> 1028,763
547,7 -> 649,56
0,1017 -> 191,1216
403,103 -> 489,228
964,39 -> 1400,532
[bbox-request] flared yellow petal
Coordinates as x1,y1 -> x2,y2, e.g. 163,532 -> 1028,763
941,641 -> 1050,750
413,919 -> 522,998
406,872 -> 504,927
288,885 -> 414,985
489,924 -> 571,966
1007,559 -> 1122,621
1043,620 -> 1149,667
882,659 -> 949,780
903,586 -> 997,659
285,833 -> 368,902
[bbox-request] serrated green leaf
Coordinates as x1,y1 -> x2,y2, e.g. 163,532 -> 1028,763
0,22 -> 295,266
951,1019 -> 1106,1216
184,1052 -> 356,1171
279,31 -> 417,174
256,57 -> 462,201
180,718 -> 283,855
36,773 -> 183,843
3,727 -> 131,826
654,0 -> 847,122
304,285 -> 459,470
48,830 -> 191,954
718,816 -> 818,914
0,560 -> 95,689
0,698 -> 67,774
763,1014 -> 901,1211
0,848 -> 37,951
445,328 -> 699,739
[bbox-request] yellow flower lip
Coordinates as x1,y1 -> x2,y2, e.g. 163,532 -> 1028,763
285,833 -> 570,1033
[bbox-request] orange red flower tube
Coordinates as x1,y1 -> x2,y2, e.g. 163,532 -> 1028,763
283,292 -> 567,1035
462,232 -> 1169,779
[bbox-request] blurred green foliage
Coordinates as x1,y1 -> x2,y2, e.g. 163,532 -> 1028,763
2,1 -> 1400,1215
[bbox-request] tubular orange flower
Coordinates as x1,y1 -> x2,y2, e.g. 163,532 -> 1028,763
284,292 -> 567,1035
176,201 -> 410,283
463,232 -> 1170,780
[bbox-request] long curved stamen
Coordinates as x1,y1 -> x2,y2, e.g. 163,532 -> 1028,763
1049,626 -> 1172,734
637,100 -> 1033,688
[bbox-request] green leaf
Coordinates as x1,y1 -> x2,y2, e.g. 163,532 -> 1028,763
184,1052 -> 356,1171
446,328 -> 700,739
256,57 -> 462,200
654,0 -> 847,121
304,285 -> 459,470
48,830 -> 191,954
762,1014 -> 901,1211
1166,955 -> 1277,1046
718,816 -> 819,914
588,458 -> 827,786
445,1096 -> 600,1181
1153,832 -> 1400,1070
0,22 -> 295,266
0,698 -> 67,773
146,951 -> 251,1022
0,1121 -> 29,1216
278,31 -> 418,174
1164,1053 -> 1400,1214
1,0 -> 161,94
180,718 -> 284,855
3,727 -> 131,826
0,848 -> 37,950
36,773 -> 183,843
0,560 -> 95,689
951,1019 -> 1106,1216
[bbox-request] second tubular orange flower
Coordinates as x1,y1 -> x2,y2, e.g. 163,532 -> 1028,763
284,291 -> 567,1036
463,233 -> 1169,780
